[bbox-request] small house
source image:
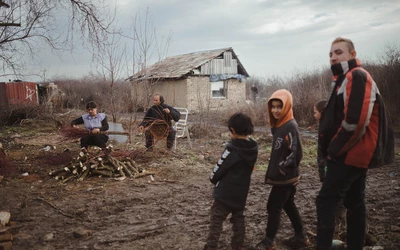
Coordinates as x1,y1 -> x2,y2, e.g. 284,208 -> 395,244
127,47 -> 250,112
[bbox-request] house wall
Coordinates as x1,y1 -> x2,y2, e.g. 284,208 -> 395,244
152,79 -> 187,108
132,79 -> 188,109
130,80 -> 150,109
131,76 -> 247,112
186,76 -> 247,112
187,76 -> 210,112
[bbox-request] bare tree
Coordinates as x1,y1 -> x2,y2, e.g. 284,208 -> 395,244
123,8 -> 172,140
95,28 -> 127,123
128,8 -> 172,108
0,0 -> 114,78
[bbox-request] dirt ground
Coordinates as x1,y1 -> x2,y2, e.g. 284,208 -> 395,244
0,117 -> 399,250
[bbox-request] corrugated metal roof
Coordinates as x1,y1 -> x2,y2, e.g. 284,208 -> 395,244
127,47 -> 249,81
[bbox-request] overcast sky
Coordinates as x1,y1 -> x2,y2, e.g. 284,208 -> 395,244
3,0 -> 400,82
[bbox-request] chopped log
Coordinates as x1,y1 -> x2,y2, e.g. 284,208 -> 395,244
91,169 -> 115,177
108,156 -> 125,177
124,161 -> 139,174
61,175 -> 76,184
49,168 -> 67,176
97,164 -> 115,172
0,241 -> 13,250
134,171 -> 156,179
0,233 -> 13,242
119,161 -> 133,177
78,168 -> 90,181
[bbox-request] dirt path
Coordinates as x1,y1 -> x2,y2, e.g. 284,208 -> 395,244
0,124 -> 399,249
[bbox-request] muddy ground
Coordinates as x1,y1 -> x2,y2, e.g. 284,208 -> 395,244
0,116 -> 399,250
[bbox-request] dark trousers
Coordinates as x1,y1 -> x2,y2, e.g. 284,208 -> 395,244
80,134 -> 108,149
206,199 -> 245,249
316,159 -> 367,250
265,185 -> 304,241
145,128 -> 176,149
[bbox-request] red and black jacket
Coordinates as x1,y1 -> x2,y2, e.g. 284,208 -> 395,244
318,58 -> 394,168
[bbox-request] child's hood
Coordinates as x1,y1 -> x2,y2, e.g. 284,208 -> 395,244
267,89 -> 294,128
231,138 -> 258,165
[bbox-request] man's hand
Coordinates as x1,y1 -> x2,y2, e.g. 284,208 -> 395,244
138,126 -> 144,132
163,108 -> 170,114
72,124 -> 78,128
91,128 -> 100,134
318,158 -> 327,182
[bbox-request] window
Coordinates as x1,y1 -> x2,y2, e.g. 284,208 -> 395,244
211,81 -> 226,98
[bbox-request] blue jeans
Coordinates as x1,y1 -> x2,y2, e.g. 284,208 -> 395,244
316,159 -> 367,250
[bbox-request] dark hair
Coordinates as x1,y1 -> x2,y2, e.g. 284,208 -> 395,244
314,99 -> 327,113
228,112 -> 254,135
86,101 -> 97,109
155,94 -> 164,104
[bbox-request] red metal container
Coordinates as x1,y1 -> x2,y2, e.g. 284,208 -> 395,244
0,82 -> 38,105
0,82 -> 6,106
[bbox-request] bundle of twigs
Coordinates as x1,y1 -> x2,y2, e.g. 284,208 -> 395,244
49,146 -> 154,183
60,126 -> 130,139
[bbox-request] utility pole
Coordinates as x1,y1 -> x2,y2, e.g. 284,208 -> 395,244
43,69 -> 47,83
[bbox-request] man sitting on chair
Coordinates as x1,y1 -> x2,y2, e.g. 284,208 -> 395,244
138,94 -> 180,151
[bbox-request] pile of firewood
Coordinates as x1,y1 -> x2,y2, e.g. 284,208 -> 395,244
49,146 -> 154,183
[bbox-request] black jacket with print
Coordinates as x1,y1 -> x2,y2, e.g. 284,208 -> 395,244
265,119 -> 302,186
210,138 -> 258,210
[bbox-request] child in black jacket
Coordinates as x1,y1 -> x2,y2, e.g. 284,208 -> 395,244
204,112 -> 258,250
255,89 -> 309,250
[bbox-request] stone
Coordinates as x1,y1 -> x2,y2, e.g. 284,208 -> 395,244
0,212 -> 10,227
43,233 -> 54,242
72,228 -> 92,238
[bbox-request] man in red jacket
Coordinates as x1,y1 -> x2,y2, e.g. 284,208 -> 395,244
316,37 -> 394,250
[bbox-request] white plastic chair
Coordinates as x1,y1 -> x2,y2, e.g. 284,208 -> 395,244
174,107 -> 192,149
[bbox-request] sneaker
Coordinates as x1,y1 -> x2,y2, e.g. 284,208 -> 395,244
255,237 -> 275,250
283,234 -> 310,249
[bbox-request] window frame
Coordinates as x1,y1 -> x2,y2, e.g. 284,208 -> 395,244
210,80 -> 227,98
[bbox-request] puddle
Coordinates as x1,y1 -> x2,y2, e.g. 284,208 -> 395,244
108,122 -> 128,143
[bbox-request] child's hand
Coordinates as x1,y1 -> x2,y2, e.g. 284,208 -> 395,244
318,165 -> 326,182
279,161 -> 287,176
